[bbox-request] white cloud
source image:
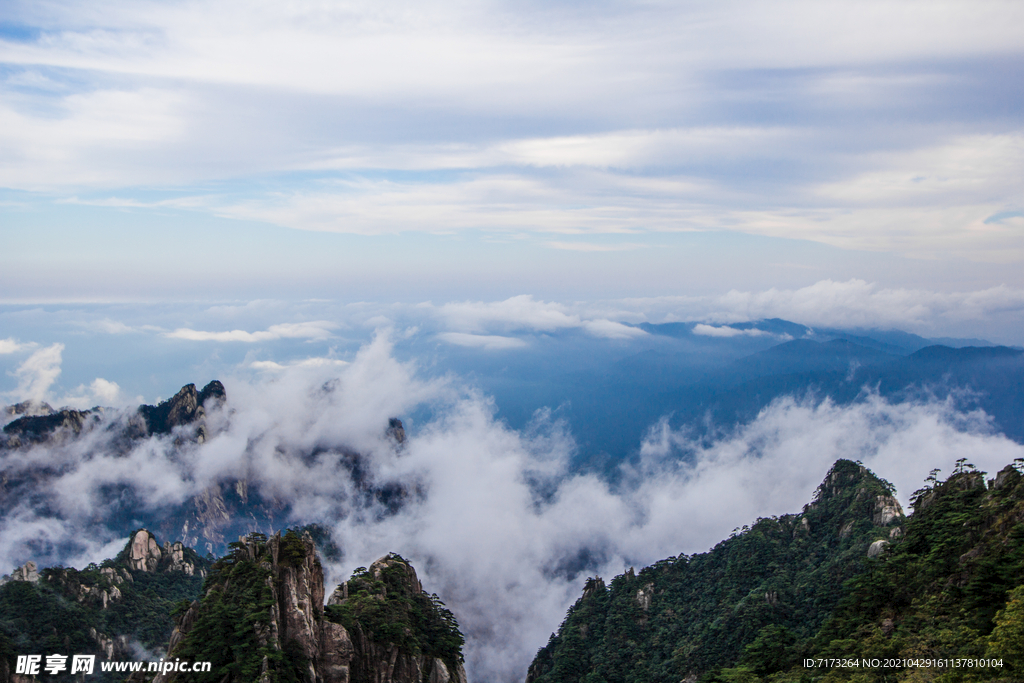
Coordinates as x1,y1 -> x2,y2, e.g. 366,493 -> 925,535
250,357 -> 349,371
434,295 -> 647,341
166,321 -> 337,342
693,324 -> 771,338
88,378 -> 121,404
205,171 -> 705,236
613,280 -> 1024,335
169,128 -> 1024,262
9,343 -> 63,402
436,332 -> 529,350
92,319 -> 137,334
0,87 -> 187,189
0,1 -> 1019,265
439,296 -> 582,334
0,338 -> 34,354
580,319 -> 646,340
544,241 -> 649,252
58,377 -> 125,409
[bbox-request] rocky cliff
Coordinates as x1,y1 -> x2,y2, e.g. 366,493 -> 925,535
1,381 -> 225,448
163,532 -> 466,683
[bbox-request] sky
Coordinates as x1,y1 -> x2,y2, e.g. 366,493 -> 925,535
1,0 -> 1023,315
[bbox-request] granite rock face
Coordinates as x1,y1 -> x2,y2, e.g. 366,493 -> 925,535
137,380 -> 225,442
0,561 -> 38,585
129,529 -> 164,572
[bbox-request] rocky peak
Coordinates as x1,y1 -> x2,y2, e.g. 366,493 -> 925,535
198,379 -> 226,407
127,529 -> 163,572
0,560 -> 39,585
137,380 -> 224,441
370,553 -> 423,595
163,540 -> 199,575
581,576 -> 606,601
2,408 -> 97,446
387,417 -> 406,444
117,529 -> 206,577
1,379 -> 223,449
3,400 -> 53,418
990,464 -> 1022,491
802,459 -> 904,537
164,534 -> 465,683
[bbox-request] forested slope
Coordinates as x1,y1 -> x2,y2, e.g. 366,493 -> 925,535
527,458 -> 1024,683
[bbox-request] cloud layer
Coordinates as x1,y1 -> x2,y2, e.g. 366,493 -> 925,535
612,279 -> 1024,339
2,336 -> 1022,681
165,321 -> 337,342
2,0 -> 1022,270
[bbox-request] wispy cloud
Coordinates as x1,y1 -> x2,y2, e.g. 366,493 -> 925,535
10,343 -> 63,402
692,324 -> 778,338
614,280 -> 1024,335
436,332 -> 529,350
0,338 -> 35,354
166,321 -> 337,342
250,357 -> 349,371
544,241 -> 648,252
434,295 -> 647,340
1,0 -> 1021,268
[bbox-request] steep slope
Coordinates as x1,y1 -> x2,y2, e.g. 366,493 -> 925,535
526,460 -> 905,683
163,531 -> 466,683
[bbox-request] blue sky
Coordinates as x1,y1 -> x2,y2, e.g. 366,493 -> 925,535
1,0 -> 1023,332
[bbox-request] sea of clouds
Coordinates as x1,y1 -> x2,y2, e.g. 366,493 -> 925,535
2,332 -> 1023,681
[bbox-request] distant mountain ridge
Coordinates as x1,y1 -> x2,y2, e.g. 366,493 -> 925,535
1,381 -> 410,561
636,318 -> 999,353
460,318 -> 1021,466
2,380 -> 225,446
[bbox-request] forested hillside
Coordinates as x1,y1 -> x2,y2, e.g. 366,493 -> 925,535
0,530 -> 210,681
527,458 -> 1024,683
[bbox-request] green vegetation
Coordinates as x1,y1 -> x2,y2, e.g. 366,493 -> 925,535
325,552 -> 465,673
528,459 -> 1024,683
786,459 -> 1024,682
0,531 -> 210,681
0,577 -> 98,656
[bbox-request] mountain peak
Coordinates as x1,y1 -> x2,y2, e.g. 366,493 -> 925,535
813,459 -> 888,499
804,459 -> 904,533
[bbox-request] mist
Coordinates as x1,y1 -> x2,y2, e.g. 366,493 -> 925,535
2,334 -> 1023,681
